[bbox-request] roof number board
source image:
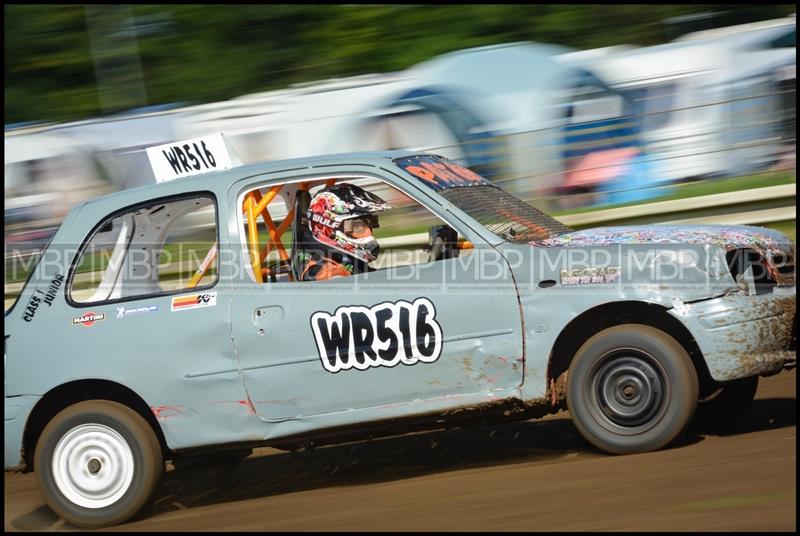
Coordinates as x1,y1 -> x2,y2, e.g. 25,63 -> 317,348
146,133 -> 241,183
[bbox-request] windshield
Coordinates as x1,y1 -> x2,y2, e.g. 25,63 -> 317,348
394,154 -> 571,243
439,184 -> 572,243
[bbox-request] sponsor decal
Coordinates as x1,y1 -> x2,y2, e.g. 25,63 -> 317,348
22,274 -> 64,323
23,295 -> 42,324
196,244 -> 218,273
560,266 -> 621,286
310,297 -> 443,373
116,304 -> 159,319
394,154 -> 489,190
73,312 -> 106,327
310,212 -> 341,229
171,292 -> 217,312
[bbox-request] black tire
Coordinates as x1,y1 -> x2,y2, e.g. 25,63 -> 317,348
34,400 -> 163,528
698,376 -> 759,428
566,324 -> 699,454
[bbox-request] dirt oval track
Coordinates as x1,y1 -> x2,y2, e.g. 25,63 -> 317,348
4,369 -> 796,532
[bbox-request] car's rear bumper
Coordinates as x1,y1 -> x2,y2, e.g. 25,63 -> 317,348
5,395 -> 40,471
669,287 -> 796,382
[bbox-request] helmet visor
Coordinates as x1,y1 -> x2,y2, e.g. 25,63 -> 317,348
344,214 -> 379,230
343,216 -> 378,237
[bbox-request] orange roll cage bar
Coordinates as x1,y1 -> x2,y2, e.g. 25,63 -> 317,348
238,178 -> 337,284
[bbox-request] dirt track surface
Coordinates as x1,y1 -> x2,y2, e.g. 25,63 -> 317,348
5,370 -> 796,532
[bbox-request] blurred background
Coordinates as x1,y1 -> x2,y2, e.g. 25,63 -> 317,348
4,5 -> 796,308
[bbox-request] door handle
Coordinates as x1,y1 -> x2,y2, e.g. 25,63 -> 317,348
253,305 -> 284,327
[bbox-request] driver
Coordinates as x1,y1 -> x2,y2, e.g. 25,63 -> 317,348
301,183 -> 392,281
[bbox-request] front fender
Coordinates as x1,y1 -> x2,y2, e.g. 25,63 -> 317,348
499,242 -> 738,400
668,287 -> 796,381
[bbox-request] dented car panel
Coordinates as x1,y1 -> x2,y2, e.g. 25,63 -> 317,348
668,289 -> 796,381
500,226 -> 795,397
230,268 -> 524,424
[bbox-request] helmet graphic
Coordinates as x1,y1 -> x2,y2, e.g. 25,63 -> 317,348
307,183 -> 391,263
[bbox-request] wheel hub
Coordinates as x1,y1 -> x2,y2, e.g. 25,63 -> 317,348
591,353 -> 667,431
52,423 -> 135,509
87,458 -> 102,475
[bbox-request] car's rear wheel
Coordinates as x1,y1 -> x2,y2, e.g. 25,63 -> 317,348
34,400 -> 163,528
566,324 -> 699,454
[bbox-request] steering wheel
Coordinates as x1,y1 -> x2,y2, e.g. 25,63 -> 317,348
428,235 -> 446,264
427,225 -> 459,263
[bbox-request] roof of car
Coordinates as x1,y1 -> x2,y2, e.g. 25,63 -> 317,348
75,149 -> 426,213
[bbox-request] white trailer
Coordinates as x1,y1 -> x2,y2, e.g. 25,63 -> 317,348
561,16 -> 796,182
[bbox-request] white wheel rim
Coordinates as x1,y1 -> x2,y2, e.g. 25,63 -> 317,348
52,423 -> 135,509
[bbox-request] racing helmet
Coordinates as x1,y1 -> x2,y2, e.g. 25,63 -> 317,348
307,183 -> 391,263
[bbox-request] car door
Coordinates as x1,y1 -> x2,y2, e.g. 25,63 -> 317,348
227,167 -> 524,421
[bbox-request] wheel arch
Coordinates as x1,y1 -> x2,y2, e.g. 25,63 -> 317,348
21,379 -> 168,473
546,300 -> 714,408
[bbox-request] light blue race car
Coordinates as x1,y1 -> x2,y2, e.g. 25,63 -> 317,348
5,137 -> 795,527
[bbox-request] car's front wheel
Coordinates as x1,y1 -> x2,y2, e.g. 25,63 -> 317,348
34,400 -> 163,528
566,324 -> 699,454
